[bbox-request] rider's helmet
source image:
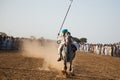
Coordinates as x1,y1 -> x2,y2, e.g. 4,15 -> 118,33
62,29 -> 68,34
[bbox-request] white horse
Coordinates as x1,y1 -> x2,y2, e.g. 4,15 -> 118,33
61,44 -> 77,77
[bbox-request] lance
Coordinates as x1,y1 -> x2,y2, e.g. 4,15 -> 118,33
58,0 -> 74,36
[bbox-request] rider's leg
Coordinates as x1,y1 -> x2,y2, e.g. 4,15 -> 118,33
57,44 -> 63,61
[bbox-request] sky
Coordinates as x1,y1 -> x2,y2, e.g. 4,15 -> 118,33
0,0 -> 120,43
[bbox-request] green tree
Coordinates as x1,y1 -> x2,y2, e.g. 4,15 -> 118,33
79,38 -> 87,44
0,32 -> 7,37
72,37 -> 81,43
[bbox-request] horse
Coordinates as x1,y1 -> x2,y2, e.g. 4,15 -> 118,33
61,43 -> 77,77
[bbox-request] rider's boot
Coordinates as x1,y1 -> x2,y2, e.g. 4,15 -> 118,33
57,57 -> 61,62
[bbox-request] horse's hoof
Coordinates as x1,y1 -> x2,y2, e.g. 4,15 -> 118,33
70,73 -> 75,76
69,72 -> 75,76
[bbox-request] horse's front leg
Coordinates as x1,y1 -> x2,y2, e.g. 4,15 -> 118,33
69,61 -> 74,76
62,59 -> 67,75
64,59 -> 67,71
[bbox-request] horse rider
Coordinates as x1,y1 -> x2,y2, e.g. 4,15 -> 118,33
57,29 -> 73,62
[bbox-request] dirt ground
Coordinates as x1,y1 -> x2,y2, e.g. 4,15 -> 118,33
0,51 -> 120,80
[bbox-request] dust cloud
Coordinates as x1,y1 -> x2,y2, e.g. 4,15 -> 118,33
21,39 -> 63,71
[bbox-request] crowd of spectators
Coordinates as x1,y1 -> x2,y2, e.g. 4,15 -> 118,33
79,43 -> 120,57
0,35 -> 21,51
1,34 -> 120,58
0,34 -> 52,51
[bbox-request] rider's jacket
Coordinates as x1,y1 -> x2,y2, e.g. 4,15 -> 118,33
58,32 -> 72,45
